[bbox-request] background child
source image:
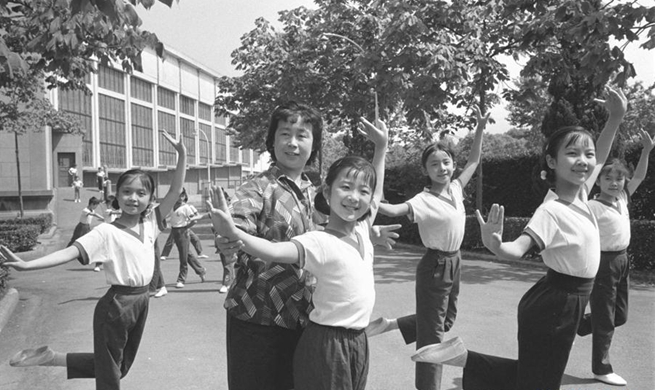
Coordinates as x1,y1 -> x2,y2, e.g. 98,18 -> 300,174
96,166 -> 105,196
413,86 -> 627,390
2,130 -> 186,390
72,175 -> 83,203
575,128 -> 655,386
169,188 -> 207,288
208,116 -> 388,390
67,197 -> 104,249
374,106 -> 488,390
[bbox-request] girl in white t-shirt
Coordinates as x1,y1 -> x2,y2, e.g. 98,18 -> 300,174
208,117 -> 387,390
575,128 -> 654,386
371,106 -> 488,390
2,130 -> 186,390
412,86 -> 628,390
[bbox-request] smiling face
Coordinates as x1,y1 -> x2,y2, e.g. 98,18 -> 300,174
272,118 -> 314,178
116,176 -> 153,216
597,168 -> 626,199
325,168 -> 374,223
424,149 -> 455,187
547,134 -> 596,188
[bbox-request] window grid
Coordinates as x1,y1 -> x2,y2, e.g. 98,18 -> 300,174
130,77 -> 153,102
131,104 -> 154,167
198,103 -> 211,121
59,89 -> 93,166
215,127 -> 226,163
98,65 -> 125,94
98,95 -> 126,168
180,118 -> 196,165
158,111 -> 176,166
179,95 -> 195,116
157,87 -> 175,110
229,139 -> 240,163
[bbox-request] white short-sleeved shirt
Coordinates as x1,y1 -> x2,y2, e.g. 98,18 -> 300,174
589,190 -> 631,252
169,203 -> 198,228
291,220 -> 375,330
524,190 -> 600,278
73,208 -> 164,287
405,180 -> 466,252
79,208 -> 95,224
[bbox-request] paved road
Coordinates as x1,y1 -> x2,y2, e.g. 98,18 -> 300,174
0,187 -> 653,389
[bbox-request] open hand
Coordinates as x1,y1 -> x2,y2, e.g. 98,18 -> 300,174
594,86 -> 627,119
206,186 -> 240,241
638,128 -> 655,153
357,117 -> 388,147
475,204 -> 504,252
0,245 -> 27,271
472,105 -> 491,128
371,224 -> 401,250
161,129 -> 186,154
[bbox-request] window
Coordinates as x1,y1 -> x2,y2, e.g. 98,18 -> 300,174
98,65 -> 125,94
130,77 -> 153,102
180,117 -> 196,165
199,123 -> 211,164
131,104 -> 154,167
98,95 -> 126,168
158,111 -> 176,166
59,89 -> 93,166
242,149 -> 251,165
198,102 -> 212,122
179,95 -> 195,116
157,87 -> 175,110
215,127 -> 226,163
229,139 -> 240,163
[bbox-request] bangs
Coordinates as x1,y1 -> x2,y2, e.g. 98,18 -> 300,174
343,165 -> 376,189
563,132 -> 594,149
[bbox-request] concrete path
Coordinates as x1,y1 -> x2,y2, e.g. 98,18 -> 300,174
0,187 -> 653,389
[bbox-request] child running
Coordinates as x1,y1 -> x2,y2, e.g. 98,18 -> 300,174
412,86 -> 627,390
372,106 -> 488,390
1,129 -> 186,390
67,197 -> 105,248
575,128 -> 654,386
208,116 -> 388,390
169,188 -> 207,288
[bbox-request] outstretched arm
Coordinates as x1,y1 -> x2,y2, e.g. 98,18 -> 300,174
458,105 -> 489,188
627,129 -> 655,195
588,86 -> 628,187
1,245 -> 80,271
378,202 -> 411,218
158,130 -> 187,218
207,187 -> 299,264
475,204 -> 534,261
358,117 -> 389,223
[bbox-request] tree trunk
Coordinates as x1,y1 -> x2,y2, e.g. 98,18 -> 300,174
477,84 -> 486,212
14,132 -> 24,218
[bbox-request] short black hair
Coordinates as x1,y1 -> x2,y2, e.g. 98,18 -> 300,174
265,101 -> 323,166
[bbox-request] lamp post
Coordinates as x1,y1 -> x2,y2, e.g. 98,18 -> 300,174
196,128 -> 211,190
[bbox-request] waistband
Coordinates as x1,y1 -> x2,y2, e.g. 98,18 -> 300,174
601,248 -> 627,256
171,225 -> 188,230
425,248 -> 460,257
309,321 -> 366,335
545,269 -> 594,294
110,285 -> 149,295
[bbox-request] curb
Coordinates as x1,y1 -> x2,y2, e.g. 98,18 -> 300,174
0,287 -> 19,334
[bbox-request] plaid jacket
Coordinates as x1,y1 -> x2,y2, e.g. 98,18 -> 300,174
224,165 -> 320,329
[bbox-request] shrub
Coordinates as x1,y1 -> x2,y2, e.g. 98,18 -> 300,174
0,224 -> 41,252
0,213 -> 53,234
629,220 -> 655,271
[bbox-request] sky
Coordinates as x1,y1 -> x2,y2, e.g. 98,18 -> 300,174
139,0 -> 655,134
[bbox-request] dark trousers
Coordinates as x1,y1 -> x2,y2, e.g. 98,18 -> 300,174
172,227 -> 204,283
220,252 -> 236,286
415,249 -> 461,390
462,270 -> 593,390
67,285 -> 149,390
226,315 -> 303,390
149,239 -> 165,292
161,229 -> 202,257
577,250 -> 629,375
293,322 -> 369,390
67,222 -> 91,247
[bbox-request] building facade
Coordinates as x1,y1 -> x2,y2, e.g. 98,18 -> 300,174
0,45 -> 266,218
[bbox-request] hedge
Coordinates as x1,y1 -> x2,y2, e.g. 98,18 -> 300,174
374,214 -> 655,271
0,213 -> 53,234
0,224 -> 42,253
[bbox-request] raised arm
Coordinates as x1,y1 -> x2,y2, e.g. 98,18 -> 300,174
207,186 -> 299,264
475,204 -> 534,261
358,117 -> 389,223
627,129 -> 655,195
1,245 -> 80,271
158,130 -> 187,217
378,202 -> 411,218
587,86 -> 628,187
458,105 -> 489,188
